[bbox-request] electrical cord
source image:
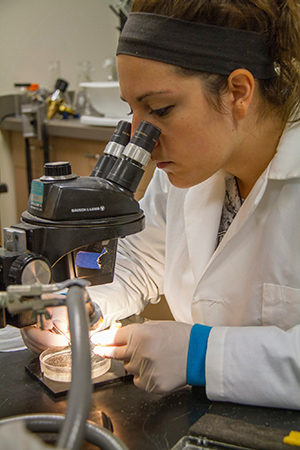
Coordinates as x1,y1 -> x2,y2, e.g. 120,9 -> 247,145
0,113 -> 15,126
25,137 -> 33,193
0,414 -> 129,450
42,122 -> 50,164
57,284 -> 92,449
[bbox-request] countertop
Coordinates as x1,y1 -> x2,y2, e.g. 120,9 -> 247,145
1,116 -> 115,142
1,347 -> 300,450
0,93 -> 115,141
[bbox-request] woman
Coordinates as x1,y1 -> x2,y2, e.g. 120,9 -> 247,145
22,0 -> 300,409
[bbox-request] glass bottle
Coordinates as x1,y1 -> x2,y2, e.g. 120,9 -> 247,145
73,61 -> 101,117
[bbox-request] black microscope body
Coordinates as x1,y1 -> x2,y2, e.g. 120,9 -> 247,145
0,120 -> 161,328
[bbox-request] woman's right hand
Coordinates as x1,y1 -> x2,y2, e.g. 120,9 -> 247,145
21,305 -> 69,354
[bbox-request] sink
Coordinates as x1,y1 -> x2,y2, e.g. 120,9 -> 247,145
79,81 -> 130,126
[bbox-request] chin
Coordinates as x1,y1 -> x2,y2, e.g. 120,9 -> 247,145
166,173 -> 197,189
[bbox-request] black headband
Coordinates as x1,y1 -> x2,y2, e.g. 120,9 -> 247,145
117,12 -> 276,79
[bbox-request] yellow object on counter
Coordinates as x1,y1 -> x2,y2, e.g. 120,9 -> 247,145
284,431 -> 300,447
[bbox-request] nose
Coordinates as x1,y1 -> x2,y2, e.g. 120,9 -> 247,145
130,115 -> 140,139
130,112 -> 148,138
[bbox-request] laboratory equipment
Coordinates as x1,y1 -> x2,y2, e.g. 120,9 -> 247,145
109,0 -> 131,31
0,119 -> 161,328
103,57 -> 118,81
0,118 -> 160,449
72,61 -> 101,117
46,78 -> 75,119
0,280 -> 129,450
40,345 -> 111,383
48,61 -> 61,92
79,81 -> 130,124
91,119 -> 131,178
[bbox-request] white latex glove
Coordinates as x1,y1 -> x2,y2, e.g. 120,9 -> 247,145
91,320 -> 193,394
21,304 -> 69,354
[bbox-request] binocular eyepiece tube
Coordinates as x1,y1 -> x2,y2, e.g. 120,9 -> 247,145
90,120 -> 131,178
91,120 -> 161,193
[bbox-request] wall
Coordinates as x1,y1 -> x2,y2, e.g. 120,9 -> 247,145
0,2 -> 174,320
0,0 -> 120,93
0,0 -> 120,235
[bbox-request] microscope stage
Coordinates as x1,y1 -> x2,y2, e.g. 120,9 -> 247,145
25,357 -> 132,397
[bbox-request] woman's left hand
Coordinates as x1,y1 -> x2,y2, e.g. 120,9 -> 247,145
91,320 -> 192,394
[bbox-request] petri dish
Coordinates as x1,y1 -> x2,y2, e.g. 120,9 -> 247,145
39,345 -> 111,383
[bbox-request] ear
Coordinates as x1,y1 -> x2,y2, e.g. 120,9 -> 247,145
227,69 -> 255,121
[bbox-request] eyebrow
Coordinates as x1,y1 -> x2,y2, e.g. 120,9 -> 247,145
121,90 -> 172,103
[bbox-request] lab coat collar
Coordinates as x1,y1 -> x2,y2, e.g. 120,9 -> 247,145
183,170 -> 226,282
268,122 -> 300,180
213,120 -> 300,252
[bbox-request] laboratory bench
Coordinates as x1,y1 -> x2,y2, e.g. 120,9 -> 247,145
1,115 -> 116,141
1,347 -> 300,450
1,107 -> 300,449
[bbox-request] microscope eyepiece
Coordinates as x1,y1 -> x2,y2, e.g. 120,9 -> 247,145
90,120 -> 131,178
110,120 -> 131,146
121,120 -> 161,167
106,120 -> 161,193
130,120 -> 161,153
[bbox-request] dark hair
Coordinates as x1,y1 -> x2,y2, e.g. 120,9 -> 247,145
131,0 -> 300,124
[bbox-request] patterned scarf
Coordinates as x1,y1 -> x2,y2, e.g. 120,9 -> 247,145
217,175 -> 243,247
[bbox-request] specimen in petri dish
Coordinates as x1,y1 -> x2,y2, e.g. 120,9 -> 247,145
39,345 -> 111,383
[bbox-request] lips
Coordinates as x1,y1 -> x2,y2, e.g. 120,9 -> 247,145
154,161 -> 172,170
151,152 -> 173,169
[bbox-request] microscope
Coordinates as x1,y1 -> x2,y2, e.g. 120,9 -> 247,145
0,119 -> 162,450
0,119 -> 161,329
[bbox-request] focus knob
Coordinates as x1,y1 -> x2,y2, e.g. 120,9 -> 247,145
44,161 -> 72,177
9,253 -> 52,285
41,161 -> 77,181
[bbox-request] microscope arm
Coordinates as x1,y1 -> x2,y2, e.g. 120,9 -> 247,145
0,279 -> 96,329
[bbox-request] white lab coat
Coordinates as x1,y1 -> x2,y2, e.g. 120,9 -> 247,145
88,122 -> 300,409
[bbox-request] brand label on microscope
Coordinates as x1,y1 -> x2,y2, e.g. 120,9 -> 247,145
30,181 -> 44,211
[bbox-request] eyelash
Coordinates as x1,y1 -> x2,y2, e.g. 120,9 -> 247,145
149,105 -> 174,117
127,105 -> 174,117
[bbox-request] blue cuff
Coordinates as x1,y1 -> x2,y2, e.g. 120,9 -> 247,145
187,324 -> 212,386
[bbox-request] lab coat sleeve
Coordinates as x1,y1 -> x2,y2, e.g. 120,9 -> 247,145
86,169 -> 169,329
206,324 -> 300,409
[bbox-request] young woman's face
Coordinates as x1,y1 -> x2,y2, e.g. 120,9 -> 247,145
117,55 -> 240,188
